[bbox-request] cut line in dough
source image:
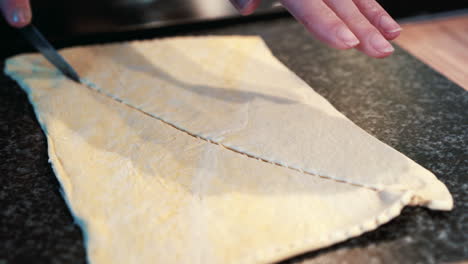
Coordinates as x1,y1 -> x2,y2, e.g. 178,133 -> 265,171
82,78 -> 381,192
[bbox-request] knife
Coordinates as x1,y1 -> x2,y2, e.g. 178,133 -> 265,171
19,24 -> 81,83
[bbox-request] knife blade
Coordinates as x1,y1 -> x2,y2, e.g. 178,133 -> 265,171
19,25 -> 81,83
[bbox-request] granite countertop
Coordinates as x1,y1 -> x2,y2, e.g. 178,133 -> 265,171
1,16 -> 467,264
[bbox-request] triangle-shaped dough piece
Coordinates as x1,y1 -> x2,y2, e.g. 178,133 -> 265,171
5,36 -> 452,264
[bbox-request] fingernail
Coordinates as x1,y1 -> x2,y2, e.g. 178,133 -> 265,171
10,8 -> 31,26
337,26 -> 360,47
379,15 -> 401,33
370,33 -> 394,53
231,0 -> 251,9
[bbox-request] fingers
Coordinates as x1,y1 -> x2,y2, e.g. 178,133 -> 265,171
229,0 -> 262,15
0,0 -> 32,27
281,0 -> 360,50
232,0 -> 400,58
353,0 -> 401,40
324,0 -> 394,58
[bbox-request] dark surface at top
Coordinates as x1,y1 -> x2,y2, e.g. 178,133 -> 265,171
0,0 -> 467,40
1,16 -> 467,264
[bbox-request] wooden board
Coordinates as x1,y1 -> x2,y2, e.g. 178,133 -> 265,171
395,15 -> 468,91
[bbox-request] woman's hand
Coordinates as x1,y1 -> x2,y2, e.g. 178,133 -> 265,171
1,0 -> 401,58
0,0 -> 31,27
230,0 -> 401,58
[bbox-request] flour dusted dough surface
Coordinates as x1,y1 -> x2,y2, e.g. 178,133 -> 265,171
5,36 -> 452,264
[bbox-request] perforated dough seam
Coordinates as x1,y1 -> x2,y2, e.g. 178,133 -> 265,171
82,79 -> 383,193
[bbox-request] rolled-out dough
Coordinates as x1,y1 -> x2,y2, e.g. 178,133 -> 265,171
5,36 -> 452,264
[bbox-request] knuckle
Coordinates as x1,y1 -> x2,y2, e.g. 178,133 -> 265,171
362,27 -> 379,38
368,10 -> 387,24
328,21 -> 345,34
347,15 -> 370,29
355,0 -> 379,12
355,0 -> 384,17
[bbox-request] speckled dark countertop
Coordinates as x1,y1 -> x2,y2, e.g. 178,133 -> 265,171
1,16 -> 467,264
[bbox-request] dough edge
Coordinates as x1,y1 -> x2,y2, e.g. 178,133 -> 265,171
3,63 -> 435,264
3,36 -> 454,263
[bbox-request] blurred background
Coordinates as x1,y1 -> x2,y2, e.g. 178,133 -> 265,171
0,0 -> 467,39
0,0 -> 467,88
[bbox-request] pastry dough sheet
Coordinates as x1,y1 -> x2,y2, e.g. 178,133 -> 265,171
5,36 -> 452,264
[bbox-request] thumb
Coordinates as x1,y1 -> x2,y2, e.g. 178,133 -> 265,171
229,0 -> 262,15
0,0 -> 32,28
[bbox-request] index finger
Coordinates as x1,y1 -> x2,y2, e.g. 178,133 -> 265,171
281,0 -> 360,50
